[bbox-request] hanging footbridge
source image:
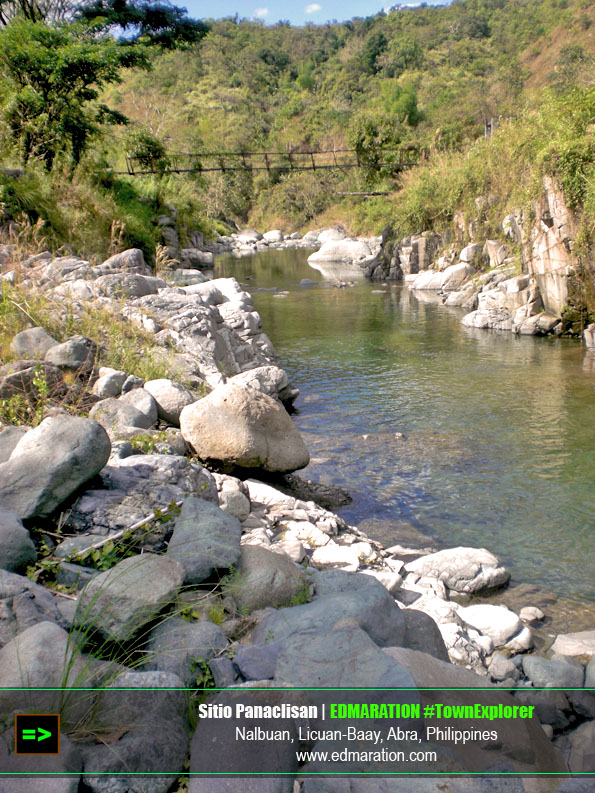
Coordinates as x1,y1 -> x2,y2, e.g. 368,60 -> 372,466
120,146 -> 430,176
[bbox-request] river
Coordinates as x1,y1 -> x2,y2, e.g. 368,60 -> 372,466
215,247 -> 595,605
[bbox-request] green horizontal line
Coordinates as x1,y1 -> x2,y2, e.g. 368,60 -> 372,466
0,774 -> 592,777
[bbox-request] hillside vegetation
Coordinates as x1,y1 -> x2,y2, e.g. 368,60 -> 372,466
0,0 -> 592,290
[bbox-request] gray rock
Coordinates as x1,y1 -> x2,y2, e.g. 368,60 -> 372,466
180,382 -> 309,473
586,658 -> 595,688
489,652 -> 519,682
303,780 -> 522,793
401,608 -> 449,662
0,569 -> 67,647
551,630 -> 595,657
0,415 -> 111,519
404,547 -> 510,593
64,454 -> 217,545
0,360 -> 66,400
99,248 -> 150,274
0,621 -> 93,717
144,378 -> 195,425
233,641 -> 285,680
250,576 -> 405,650
119,387 -> 159,425
458,604 -> 523,648
76,554 -> 185,642
89,396 -> 155,437
209,656 -> 237,688
45,334 -> 97,373
92,367 -> 127,398
81,670 -> 189,793
308,238 -> 372,263
10,327 -> 58,358
0,729 -> 82,793
54,534 -> 105,559
217,480 -> 251,521
94,272 -> 159,298
232,545 -> 308,613
0,424 -> 28,462
121,374 -> 145,393
188,689 -> 296,793
167,497 -> 242,584
567,720 -> 595,772
143,616 -> 228,685
519,606 -> 544,623
56,561 -> 97,589
523,655 -> 584,688
275,626 -> 417,688
555,778 -> 595,793
384,647 -> 565,774
0,511 -> 36,572
227,365 -> 296,403
460,243 -> 484,262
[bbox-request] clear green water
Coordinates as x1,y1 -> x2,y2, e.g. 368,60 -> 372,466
215,248 -> 595,603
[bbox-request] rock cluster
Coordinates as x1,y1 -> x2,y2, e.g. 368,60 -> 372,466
362,178 -> 590,342
0,244 -> 591,791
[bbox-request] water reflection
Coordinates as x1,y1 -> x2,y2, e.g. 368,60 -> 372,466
216,249 -> 595,602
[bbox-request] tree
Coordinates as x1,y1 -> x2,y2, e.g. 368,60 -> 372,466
77,0 -> 209,48
0,19 -> 148,168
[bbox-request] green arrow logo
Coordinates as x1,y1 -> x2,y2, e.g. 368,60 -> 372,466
21,727 -> 52,742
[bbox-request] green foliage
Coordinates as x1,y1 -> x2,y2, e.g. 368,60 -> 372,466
77,0 -> 210,49
288,579 -> 312,607
0,19 -> 148,169
125,128 -> 169,174
189,656 -> 215,689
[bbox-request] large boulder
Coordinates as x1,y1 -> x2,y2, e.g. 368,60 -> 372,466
144,378 -> 195,425
440,262 -> 474,291
0,416 -> 111,519
383,647 -> 566,775
458,604 -> 528,649
45,335 -> 97,373
249,576 -> 406,650
143,617 -> 228,685
275,626 -> 417,688
64,454 -> 217,547
404,547 -> 510,593
550,630 -> 595,657
180,382 -> 309,473
0,570 -> 68,647
99,248 -> 150,274
166,497 -> 242,584
0,424 -> 28,462
10,327 -> 58,358
81,670 -> 189,793
0,360 -> 66,400
232,545 -> 309,613
0,511 -> 36,572
76,554 -> 185,642
89,396 -> 156,438
0,622 -> 92,717
227,365 -> 297,403
0,730 -> 81,793
308,238 -> 372,264
119,387 -> 159,425
94,273 -> 161,298
522,655 -> 584,689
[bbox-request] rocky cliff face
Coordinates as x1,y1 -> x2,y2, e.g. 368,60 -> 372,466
369,177 -> 591,339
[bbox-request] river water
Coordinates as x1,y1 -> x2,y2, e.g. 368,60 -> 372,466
215,248 -> 595,605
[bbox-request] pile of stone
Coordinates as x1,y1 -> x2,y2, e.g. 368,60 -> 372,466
0,248 -> 592,792
360,177 -> 592,342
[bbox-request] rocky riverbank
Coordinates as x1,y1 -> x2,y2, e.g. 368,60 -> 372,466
0,245 -> 593,791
